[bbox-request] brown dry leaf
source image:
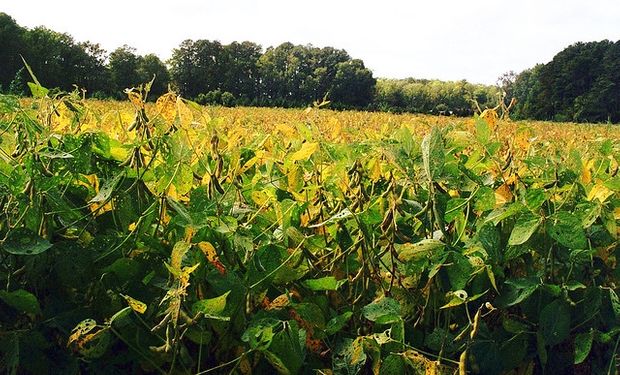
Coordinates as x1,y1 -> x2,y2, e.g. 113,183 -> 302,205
266,294 -> 290,311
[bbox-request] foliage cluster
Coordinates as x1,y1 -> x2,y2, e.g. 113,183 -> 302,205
504,40 -> 620,123
2,70 -> 620,374
374,79 -> 500,116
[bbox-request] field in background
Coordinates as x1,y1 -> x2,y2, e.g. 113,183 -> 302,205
2,89 -> 620,374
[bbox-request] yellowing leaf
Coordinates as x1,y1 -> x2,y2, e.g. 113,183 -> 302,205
251,190 -> 271,206
587,183 -> 614,203
276,123 -> 296,139
290,142 -> 319,162
155,92 -> 177,125
68,319 -> 97,347
495,184 -> 513,206
171,241 -> 191,271
122,294 -> 147,314
369,158 -> 382,182
480,108 -> 498,131
582,159 -> 595,184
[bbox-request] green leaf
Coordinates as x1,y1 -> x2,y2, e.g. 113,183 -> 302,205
548,211 -> 588,249
574,329 -> 594,364
362,297 -> 401,324
303,276 -> 345,291
421,127 -> 444,181
191,291 -> 231,320
478,223 -> 500,259
524,188 -> 546,210
3,228 -> 52,255
446,253 -> 473,290
539,299 -> 570,346
0,289 -> 41,314
508,213 -> 541,245
475,186 -> 496,212
396,239 -> 445,262
325,311 -> 353,335
502,318 -> 529,334
380,354 -> 406,374
265,321 -> 305,375
242,320 -> 277,350
503,278 -> 540,306
475,116 -> 490,144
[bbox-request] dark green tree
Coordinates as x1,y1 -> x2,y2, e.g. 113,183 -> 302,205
138,54 -> 170,98
0,13 -> 26,93
330,59 -> 376,108
108,45 -> 142,98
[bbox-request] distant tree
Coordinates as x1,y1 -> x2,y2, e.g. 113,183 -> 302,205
169,39 -> 225,99
0,13 -> 26,92
221,41 -> 262,100
138,54 -> 170,98
108,45 -> 142,98
330,59 -> 376,108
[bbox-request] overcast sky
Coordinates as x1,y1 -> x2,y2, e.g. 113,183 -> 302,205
3,1 -> 620,84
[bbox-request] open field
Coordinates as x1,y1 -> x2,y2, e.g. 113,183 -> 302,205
2,89 -> 620,374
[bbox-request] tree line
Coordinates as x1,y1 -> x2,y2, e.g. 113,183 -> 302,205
501,40 -> 620,123
2,12 -> 619,122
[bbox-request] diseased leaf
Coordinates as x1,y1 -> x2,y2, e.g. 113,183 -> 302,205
362,297 -> 401,324
121,294 -> 147,314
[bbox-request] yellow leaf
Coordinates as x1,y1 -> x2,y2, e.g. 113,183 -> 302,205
126,90 -> 144,109
276,123 -> 296,139
480,109 -> 498,131
198,242 -> 218,262
494,184 -> 513,206
581,159 -> 595,184
369,158 -> 382,182
290,142 -> 319,162
122,294 -> 147,314
251,190 -> 271,206
587,183 -> 614,203
155,92 -> 177,125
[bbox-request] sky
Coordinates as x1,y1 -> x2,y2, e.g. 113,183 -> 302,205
3,0 -> 620,85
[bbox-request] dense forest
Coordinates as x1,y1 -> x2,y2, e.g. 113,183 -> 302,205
1,12 -> 619,122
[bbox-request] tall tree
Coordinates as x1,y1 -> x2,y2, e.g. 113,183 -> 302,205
0,13 -> 26,92
330,59 -> 376,108
138,54 -> 170,98
108,45 -> 142,97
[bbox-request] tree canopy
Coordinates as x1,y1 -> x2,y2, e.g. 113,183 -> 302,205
1,12 -> 619,121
